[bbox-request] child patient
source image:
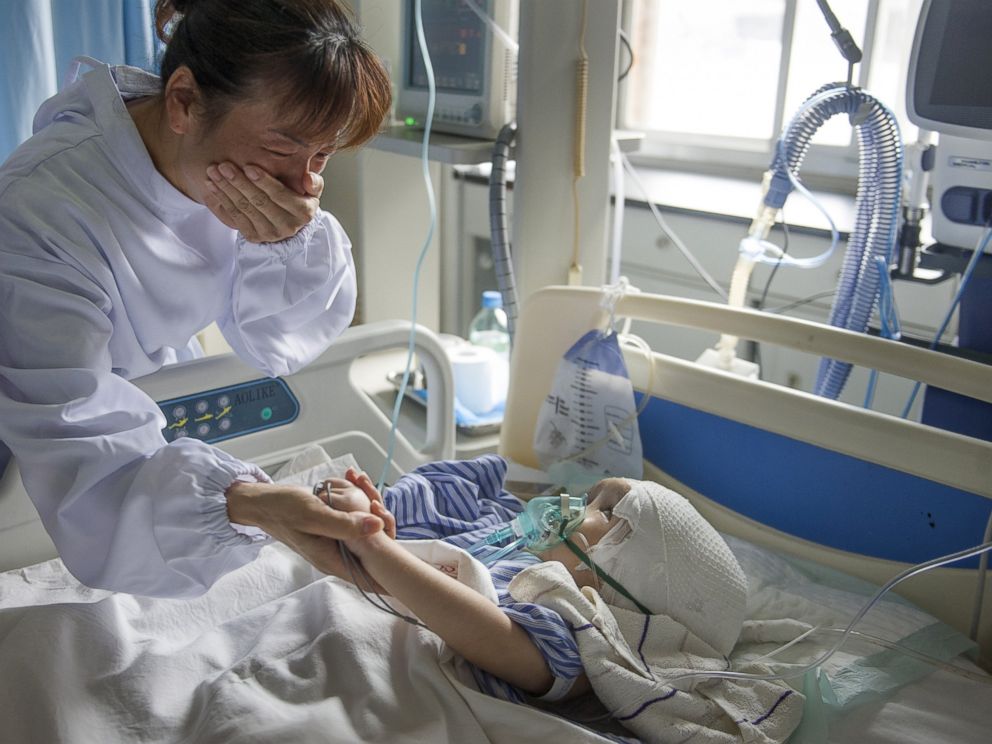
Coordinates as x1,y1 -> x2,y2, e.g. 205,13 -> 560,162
320,454 -> 803,744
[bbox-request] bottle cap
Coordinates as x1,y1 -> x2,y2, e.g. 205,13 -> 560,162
482,290 -> 503,308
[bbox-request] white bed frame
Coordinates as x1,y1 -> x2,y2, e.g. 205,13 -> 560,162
0,320 -> 456,572
2,288 -> 990,668
500,287 -> 992,666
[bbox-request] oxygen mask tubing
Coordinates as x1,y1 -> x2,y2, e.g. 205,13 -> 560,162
468,493 -> 588,564
468,492 -> 651,614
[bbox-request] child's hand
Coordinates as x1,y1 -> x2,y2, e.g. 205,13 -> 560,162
319,478 -> 372,512
345,468 -> 397,539
313,472 -> 396,540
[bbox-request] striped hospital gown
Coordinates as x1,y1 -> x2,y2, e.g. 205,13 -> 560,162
381,454 -> 584,703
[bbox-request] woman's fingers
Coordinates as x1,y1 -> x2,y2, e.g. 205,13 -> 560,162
305,171 -> 324,198
203,179 -> 255,234
204,162 -> 318,242
228,482 -> 386,579
315,472 -> 394,538
299,495 -> 383,541
316,478 -> 375,514
206,163 -> 289,240
261,484 -> 383,540
248,166 -> 321,214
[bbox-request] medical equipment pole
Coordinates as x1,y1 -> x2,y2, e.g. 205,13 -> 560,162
894,130 -> 935,279
511,0 -> 620,304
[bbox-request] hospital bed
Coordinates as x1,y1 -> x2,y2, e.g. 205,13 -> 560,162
0,320 -> 457,572
1,288 -> 990,743
502,287 -> 992,663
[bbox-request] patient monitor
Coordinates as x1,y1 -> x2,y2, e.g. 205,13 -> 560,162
397,0 -> 518,139
907,0 -> 992,441
908,0 -> 992,249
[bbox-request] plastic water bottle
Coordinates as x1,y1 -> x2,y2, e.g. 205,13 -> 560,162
468,291 -> 510,359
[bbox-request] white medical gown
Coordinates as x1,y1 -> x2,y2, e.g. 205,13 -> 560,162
0,62 -> 357,597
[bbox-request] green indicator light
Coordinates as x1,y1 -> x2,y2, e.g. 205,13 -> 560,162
404,116 -> 417,126
261,407 -> 273,421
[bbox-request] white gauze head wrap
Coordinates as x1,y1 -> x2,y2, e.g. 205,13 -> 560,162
587,480 -> 748,657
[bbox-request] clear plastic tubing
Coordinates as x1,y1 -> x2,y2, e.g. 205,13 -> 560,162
656,539 -> 992,687
765,83 -> 903,399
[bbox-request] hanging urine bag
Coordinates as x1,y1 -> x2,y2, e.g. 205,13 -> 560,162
533,329 -> 643,481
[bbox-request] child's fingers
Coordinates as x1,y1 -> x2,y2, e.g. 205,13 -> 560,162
371,500 -> 396,539
351,471 -> 382,504
344,468 -> 373,492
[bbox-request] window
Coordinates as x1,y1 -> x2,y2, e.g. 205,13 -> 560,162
620,0 -> 926,186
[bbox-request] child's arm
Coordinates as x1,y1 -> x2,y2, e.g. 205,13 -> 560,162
339,467 -> 592,701
346,529 -> 556,697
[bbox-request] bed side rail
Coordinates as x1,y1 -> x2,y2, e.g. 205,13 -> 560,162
0,321 -> 455,572
500,287 -> 992,498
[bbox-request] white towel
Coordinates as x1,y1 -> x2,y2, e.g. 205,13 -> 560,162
584,480 -> 748,657
271,444 -> 361,487
510,562 -> 805,744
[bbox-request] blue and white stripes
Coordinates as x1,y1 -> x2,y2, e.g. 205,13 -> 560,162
385,456 -> 524,541
382,455 -> 584,701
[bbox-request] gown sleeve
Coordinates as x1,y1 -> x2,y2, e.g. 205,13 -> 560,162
218,209 -> 357,378
0,258 -> 270,598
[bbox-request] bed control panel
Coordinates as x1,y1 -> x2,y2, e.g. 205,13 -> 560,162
157,378 -> 300,445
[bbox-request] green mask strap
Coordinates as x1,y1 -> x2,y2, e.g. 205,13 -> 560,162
562,535 -> 652,615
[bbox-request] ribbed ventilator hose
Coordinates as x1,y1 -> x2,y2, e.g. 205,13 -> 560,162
489,122 -> 518,344
766,83 -> 903,399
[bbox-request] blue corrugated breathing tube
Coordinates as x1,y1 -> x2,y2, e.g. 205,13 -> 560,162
766,83 -> 903,399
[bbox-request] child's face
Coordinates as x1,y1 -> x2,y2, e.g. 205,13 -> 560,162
537,477 -> 631,587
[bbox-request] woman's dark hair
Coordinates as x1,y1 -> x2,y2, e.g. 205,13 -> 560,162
154,0 -> 391,149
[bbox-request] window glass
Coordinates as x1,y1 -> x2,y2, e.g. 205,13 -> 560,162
625,0 -> 785,140
621,0 -> 931,177
782,0 -> 868,146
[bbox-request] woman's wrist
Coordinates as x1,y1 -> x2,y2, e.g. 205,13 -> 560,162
225,480 -> 265,527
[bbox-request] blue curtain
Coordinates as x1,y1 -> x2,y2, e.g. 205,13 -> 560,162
0,0 -> 161,163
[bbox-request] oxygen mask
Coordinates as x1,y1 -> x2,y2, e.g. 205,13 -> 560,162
467,493 -> 587,566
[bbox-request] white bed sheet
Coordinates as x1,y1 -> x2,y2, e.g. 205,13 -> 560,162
1,469 -> 990,744
826,668 -> 991,744
723,536 -> 992,744
0,543 -> 612,744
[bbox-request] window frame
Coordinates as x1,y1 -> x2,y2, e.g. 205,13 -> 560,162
617,0 -> 898,193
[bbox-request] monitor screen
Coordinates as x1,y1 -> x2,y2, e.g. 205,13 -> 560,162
910,0 -> 992,133
406,0 -> 489,95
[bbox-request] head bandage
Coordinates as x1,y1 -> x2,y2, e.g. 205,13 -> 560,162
583,480 -> 748,657
574,516 -> 631,571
